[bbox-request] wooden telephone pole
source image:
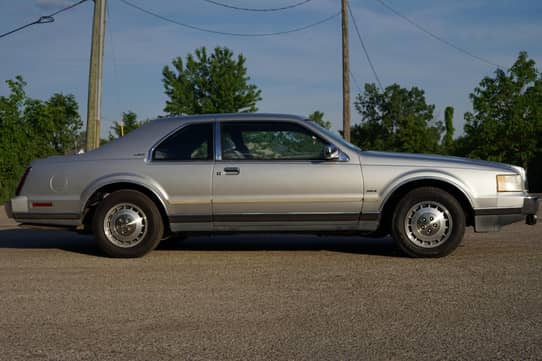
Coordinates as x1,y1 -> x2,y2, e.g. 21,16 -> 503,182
85,0 -> 106,151
341,0 -> 350,141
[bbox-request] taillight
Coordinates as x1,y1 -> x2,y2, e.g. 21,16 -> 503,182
15,167 -> 31,196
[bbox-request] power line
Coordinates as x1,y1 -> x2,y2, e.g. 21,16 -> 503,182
349,70 -> 363,95
0,0 -> 89,39
347,3 -> 384,92
47,0 -> 89,17
373,0 -> 504,69
119,0 -> 339,37
200,0 -> 314,12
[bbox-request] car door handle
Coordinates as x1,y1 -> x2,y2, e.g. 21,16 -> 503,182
223,167 -> 240,175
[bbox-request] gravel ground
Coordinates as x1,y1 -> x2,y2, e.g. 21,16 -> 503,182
0,205 -> 541,361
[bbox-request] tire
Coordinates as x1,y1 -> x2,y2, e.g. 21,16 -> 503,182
92,190 -> 164,258
390,187 -> 465,258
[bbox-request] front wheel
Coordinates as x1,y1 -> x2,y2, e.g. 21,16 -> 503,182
93,190 -> 164,258
391,187 -> 465,258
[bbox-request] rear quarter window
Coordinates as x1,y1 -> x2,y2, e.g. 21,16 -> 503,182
153,123 -> 213,161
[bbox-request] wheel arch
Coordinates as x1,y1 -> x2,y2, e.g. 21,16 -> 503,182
378,178 -> 475,233
81,181 -> 170,235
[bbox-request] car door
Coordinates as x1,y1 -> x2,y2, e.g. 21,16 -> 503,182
147,121 -> 214,232
212,120 -> 363,231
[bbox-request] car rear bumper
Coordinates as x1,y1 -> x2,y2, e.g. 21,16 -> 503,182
5,196 -> 80,227
4,200 -> 14,219
474,195 -> 539,232
4,196 -> 28,219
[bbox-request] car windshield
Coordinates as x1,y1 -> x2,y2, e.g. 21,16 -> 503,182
307,121 -> 362,152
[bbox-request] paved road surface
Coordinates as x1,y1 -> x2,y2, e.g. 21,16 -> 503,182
0,205 -> 541,360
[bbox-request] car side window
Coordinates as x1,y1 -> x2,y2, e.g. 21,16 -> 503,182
153,123 -> 213,161
221,122 -> 327,160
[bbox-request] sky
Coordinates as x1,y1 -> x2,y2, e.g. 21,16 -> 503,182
1,0 -> 541,138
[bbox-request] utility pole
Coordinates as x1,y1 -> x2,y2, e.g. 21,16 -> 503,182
85,0 -> 106,151
341,0 -> 350,141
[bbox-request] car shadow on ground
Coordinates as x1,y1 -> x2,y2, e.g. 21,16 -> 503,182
157,234 -> 401,257
0,228 -> 402,257
0,229 -> 101,256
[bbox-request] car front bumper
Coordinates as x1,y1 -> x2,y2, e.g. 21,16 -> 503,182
523,195 -> 539,225
474,195 -> 539,232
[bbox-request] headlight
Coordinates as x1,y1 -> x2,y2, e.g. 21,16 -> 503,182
496,174 -> 523,192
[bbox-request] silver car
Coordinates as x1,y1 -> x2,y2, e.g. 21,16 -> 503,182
5,113 -> 538,258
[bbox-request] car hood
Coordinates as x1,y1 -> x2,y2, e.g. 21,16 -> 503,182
359,151 -> 520,174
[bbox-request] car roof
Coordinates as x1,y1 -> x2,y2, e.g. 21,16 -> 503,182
154,113 -> 307,123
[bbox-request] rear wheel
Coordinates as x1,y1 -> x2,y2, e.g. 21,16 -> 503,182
93,190 -> 164,258
391,187 -> 465,258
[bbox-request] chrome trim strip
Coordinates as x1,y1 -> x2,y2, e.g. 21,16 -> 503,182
168,197 -> 211,205
169,215 -> 212,223
212,196 -> 362,204
214,159 -> 349,163
213,213 -> 360,222
168,212 -> 365,223
214,121 -> 222,161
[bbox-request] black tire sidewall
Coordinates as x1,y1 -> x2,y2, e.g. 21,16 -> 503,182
391,187 -> 465,258
93,190 -> 163,258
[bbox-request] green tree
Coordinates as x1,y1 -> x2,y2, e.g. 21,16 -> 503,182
109,111 -> 143,139
0,76 -> 82,201
351,83 -> 442,153
21,93 -> 81,155
460,52 -> 542,171
442,106 -> 455,153
163,46 -> 262,115
308,110 -> 332,129
0,76 -> 30,202
44,94 -> 81,154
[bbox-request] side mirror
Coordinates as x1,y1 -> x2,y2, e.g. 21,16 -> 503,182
323,145 -> 340,160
